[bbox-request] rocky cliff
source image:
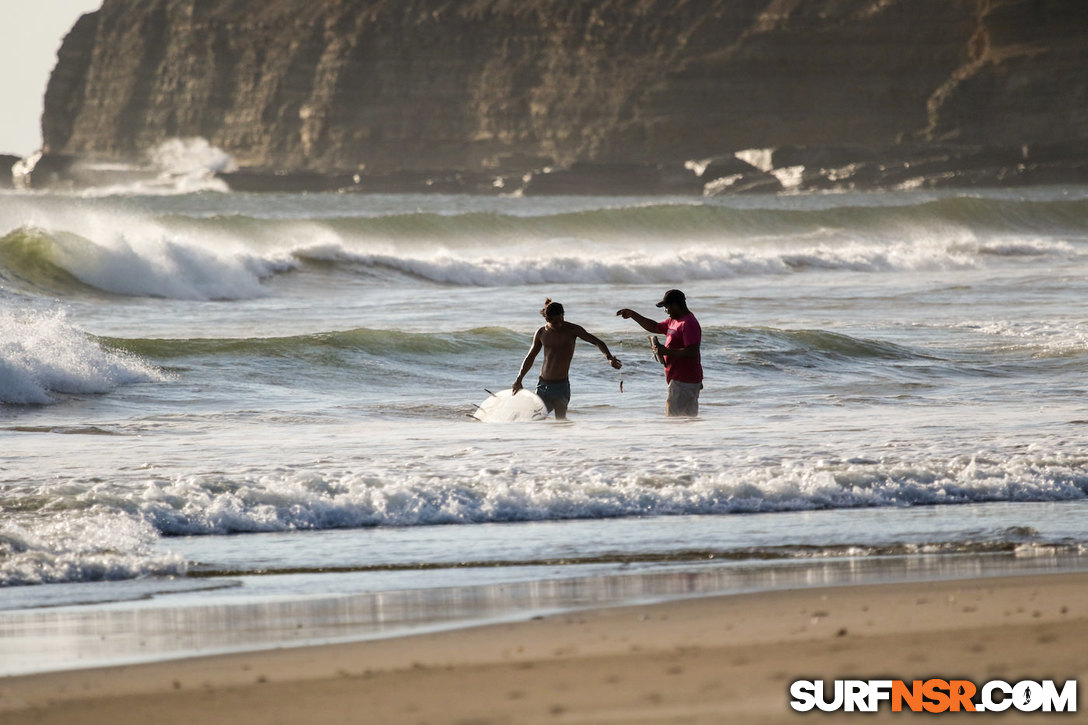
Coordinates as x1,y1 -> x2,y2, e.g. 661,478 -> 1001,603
34,0 -> 1088,193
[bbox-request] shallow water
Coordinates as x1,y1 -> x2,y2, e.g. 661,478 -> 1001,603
3,184 -> 1088,672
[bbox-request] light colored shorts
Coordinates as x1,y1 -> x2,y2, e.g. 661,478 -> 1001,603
666,380 -> 702,417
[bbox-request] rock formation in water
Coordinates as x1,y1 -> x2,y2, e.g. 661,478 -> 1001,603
31,0 -> 1088,193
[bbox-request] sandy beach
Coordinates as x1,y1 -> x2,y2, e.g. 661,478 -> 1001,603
2,571 -> 1085,724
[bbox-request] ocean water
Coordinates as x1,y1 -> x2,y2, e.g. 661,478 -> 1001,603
4,179 -> 1088,673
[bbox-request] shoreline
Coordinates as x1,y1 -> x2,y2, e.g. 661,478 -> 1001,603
5,549 -> 1087,678
3,570 -> 1086,724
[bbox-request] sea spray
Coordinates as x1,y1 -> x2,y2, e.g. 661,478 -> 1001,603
0,224 -> 297,300
0,309 -> 164,404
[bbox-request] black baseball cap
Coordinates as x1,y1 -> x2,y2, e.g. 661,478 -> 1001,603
655,289 -> 686,308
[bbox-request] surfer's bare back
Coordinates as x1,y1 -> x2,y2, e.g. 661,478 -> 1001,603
513,299 -> 622,419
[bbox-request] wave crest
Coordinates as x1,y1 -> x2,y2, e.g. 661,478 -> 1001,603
0,225 -> 295,300
0,310 -> 165,405
3,193 -> 1086,299
14,451 -> 1084,536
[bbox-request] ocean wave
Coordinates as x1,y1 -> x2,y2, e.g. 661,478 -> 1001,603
3,193 -> 1086,299
2,225 -> 1072,297
4,450 -> 1087,586
734,327 -> 933,367
98,326 -> 928,369
99,326 -> 526,361
288,236 -> 1076,287
148,195 -> 1088,240
8,451 -> 1086,537
0,225 -> 296,300
0,513 -> 186,587
0,228 -> 101,296
0,309 -> 166,405
189,538 -> 1081,577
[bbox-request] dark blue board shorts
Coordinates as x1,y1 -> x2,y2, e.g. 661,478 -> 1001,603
535,378 -> 571,413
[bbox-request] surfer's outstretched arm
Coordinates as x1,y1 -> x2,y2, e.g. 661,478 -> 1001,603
575,326 -> 622,369
512,329 -> 543,393
616,308 -> 659,334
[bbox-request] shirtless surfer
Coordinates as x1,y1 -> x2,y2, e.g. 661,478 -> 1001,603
512,299 -> 623,419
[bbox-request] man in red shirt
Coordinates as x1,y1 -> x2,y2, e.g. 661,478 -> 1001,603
617,289 -> 703,416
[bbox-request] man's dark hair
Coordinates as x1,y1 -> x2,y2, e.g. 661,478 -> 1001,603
540,298 -> 564,318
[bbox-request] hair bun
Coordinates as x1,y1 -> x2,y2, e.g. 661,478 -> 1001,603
540,299 -> 564,318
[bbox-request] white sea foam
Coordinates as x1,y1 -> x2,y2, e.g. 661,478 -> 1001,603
75,138 -> 235,197
47,230 -> 293,299
3,440 -> 1086,586
0,310 -> 164,405
104,450 -> 1088,536
148,137 -> 236,177
3,192 -> 1082,298
0,513 -> 185,586
319,235 -> 1073,286
960,319 -> 1088,356
0,197 -> 299,299
41,229 -> 1068,296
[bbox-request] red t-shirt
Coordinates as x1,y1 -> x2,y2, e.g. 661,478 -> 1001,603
657,313 -> 703,384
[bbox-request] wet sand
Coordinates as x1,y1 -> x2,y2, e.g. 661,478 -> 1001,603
2,572 -> 1086,724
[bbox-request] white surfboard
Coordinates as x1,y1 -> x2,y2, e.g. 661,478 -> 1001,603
472,389 -> 549,422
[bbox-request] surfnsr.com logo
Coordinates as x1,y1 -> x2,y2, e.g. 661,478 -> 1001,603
790,679 -> 1077,713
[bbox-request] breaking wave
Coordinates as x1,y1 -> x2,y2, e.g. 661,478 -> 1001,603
0,514 -> 186,587
0,309 -> 165,405
3,448 -> 1087,585
0,226 -> 295,300
1,192 -> 1085,299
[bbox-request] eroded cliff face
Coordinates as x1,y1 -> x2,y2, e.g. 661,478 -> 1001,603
39,0 -> 1088,189
924,0 -> 1088,147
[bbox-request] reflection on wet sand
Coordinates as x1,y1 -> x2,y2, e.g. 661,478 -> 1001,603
2,551 -> 1085,676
